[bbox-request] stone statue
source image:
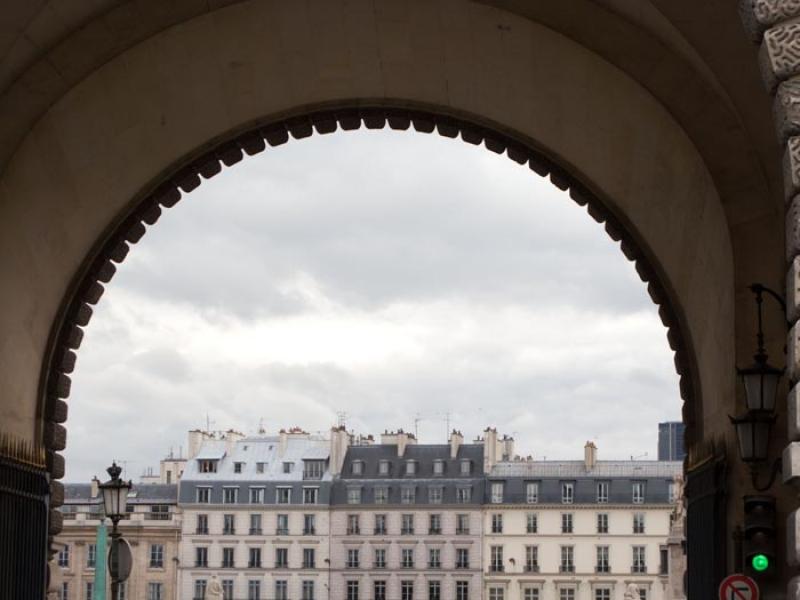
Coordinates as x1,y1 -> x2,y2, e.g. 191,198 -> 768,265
208,575 -> 224,599
624,584 -> 641,600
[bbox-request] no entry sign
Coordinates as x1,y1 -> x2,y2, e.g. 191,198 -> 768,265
719,574 -> 759,600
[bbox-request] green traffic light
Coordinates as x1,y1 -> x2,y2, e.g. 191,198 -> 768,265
752,553 -> 770,572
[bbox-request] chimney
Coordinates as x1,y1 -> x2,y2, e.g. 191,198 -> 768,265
224,430 -> 244,456
501,435 -> 515,461
584,441 -> 597,471
450,430 -> 464,459
90,477 -> 99,498
482,427 -> 498,473
380,430 -> 416,457
187,429 -> 214,459
329,426 -> 352,476
279,430 -> 289,457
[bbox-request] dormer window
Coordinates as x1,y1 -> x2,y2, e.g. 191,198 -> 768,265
283,462 -> 294,474
378,460 -> 390,475
256,462 -> 265,474
199,460 -> 217,473
433,460 -> 445,475
352,461 -> 364,475
234,462 -> 244,473
460,460 -> 471,475
405,461 -> 417,476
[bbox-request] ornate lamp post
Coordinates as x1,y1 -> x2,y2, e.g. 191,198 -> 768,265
98,462 -> 132,600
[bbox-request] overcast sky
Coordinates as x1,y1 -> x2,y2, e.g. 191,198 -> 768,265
65,129 -> 680,482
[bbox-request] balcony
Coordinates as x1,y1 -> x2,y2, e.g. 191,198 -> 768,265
248,562 -> 262,569
374,527 -> 387,535
249,528 -> 263,535
276,528 -> 289,535
223,528 -> 236,536
456,562 -> 469,570
428,562 -> 441,569
632,565 -> 647,574
456,528 -> 470,535
195,528 -> 208,535
195,561 -> 208,568
221,561 -> 235,569
559,565 -> 575,573
401,528 -> 414,535
347,527 -> 361,535
489,565 -> 504,573
428,528 -> 441,535
524,565 -> 539,573
595,565 -> 610,573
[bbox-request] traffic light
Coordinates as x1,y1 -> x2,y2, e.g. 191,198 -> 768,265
743,495 -> 776,577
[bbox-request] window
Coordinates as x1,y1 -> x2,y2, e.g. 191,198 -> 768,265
234,462 -> 244,473
276,581 -> 288,600
148,504 -> 170,520
352,460 -> 364,475
596,546 -> 609,573
490,546 -> 503,572
303,581 -> 315,600
433,460 -> 445,475
456,487 -> 472,503
405,460 -> 417,475
374,486 -> 389,504
86,544 -> 96,568
248,547 -> 261,568
561,513 -> 573,534
633,481 -> 645,504
276,487 -> 291,504
223,487 -> 239,504
374,581 -> 387,600
149,544 -> 164,568
375,514 -> 387,535
147,583 -> 164,600
523,589 -> 539,600
303,487 -> 318,504
374,548 -> 387,568
456,513 -> 470,534
633,545 -> 647,573
526,513 -> 538,534
248,581 -> 262,600
401,487 -> 415,504
283,462 -> 294,474
196,513 -> 209,534
379,460 -> 390,475
249,487 -> 264,504
194,581 -> 207,600
401,582 -> 414,600
429,548 -> 441,568
199,460 -> 217,473
197,487 -> 211,504
303,547 -> 316,568
347,548 -> 360,568
347,514 -> 360,535
303,513 -> 316,535
58,582 -> 68,600
492,513 -> 503,533
429,581 -> 441,600
559,590 -> 575,600
57,544 -> 70,568
525,545 -> 539,572
428,486 -> 443,504
223,513 -> 236,535
195,546 -> 208,567
488,588 -> 504,600
347,581 -> 359,600
222,547 -> 235,568
491,482 -> 504,504
85,582 -> 94,600
277,513 -> 289,535
561,482 -> 574,504
526,482 -> 539,504
456,548 -> 469,569
402,514 -> 415,535
250,513 -> 262,535
560,546 -> 574,573
347,488 -> 362,505
597,481 -> 609,503
402,548 -> 415,568
303,460 -> 325,480
633,512 -> 645,534
275,547 -> 288,568
222,581 -> 234,600
429,513 -> 442,534
456,582 -> 469,600
597,513 -> 609,534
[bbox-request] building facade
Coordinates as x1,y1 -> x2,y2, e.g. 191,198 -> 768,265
51,481 -> 180,600
656,424 -> 685,463
482,440 -> 683,600
330,431 -> 485,600
177,428 -> 350,600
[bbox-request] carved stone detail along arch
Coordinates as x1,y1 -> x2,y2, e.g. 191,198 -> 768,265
38,106 -> 702,536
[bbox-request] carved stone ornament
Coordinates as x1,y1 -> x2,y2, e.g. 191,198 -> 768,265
741,0 -> 800,41
761,21 -> 800,91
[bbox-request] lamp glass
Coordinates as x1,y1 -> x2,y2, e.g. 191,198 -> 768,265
732,414 -> 774,463
741,366 -> 782,412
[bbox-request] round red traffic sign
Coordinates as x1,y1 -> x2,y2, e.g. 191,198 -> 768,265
719,574 -> 759,600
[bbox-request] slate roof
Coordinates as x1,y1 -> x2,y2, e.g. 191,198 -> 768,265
490,460 -> 683,478
62,483 -> 178,505
339,443 -> 484,479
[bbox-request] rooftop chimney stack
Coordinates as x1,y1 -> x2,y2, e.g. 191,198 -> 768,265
584,441 -> 598,471
450,430 -> 464,459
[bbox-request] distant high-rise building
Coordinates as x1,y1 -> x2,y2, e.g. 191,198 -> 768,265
658,421 -> 686,461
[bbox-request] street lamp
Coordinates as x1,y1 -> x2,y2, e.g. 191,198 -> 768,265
98,462 -> 132,600
730,284 -> 786,491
